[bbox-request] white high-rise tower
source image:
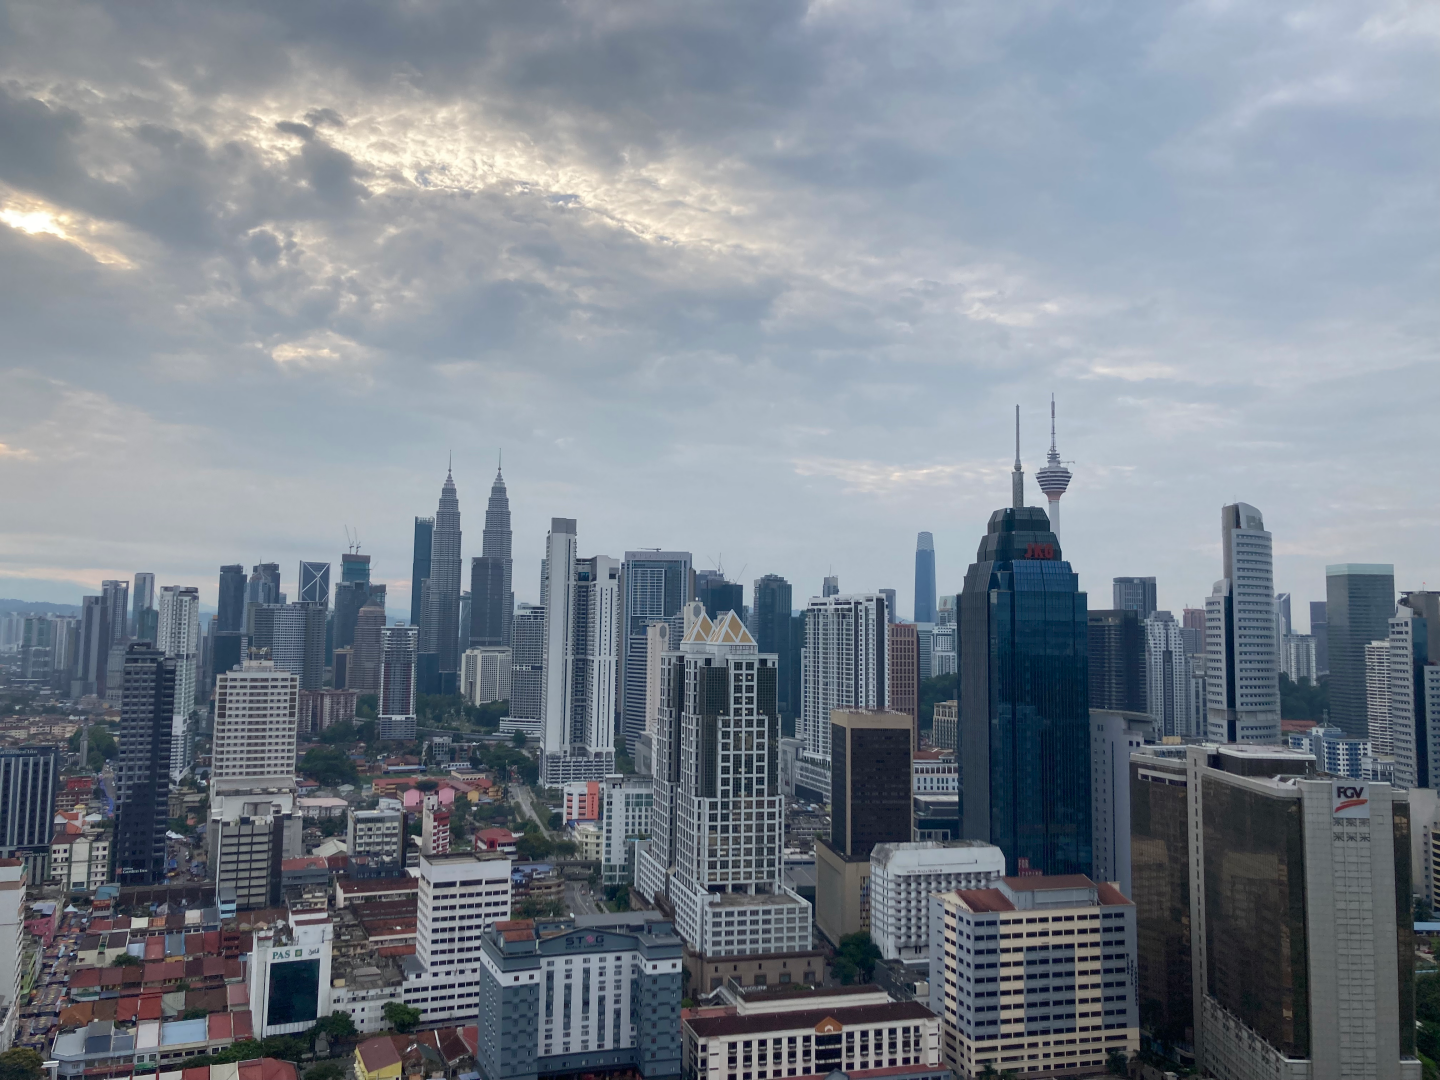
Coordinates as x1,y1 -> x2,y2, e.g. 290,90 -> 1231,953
1035,394 -> 1073,542
1204,503 -> 1280,743
157,585 -> 200,780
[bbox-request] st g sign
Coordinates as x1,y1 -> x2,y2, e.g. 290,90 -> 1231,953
1332,782 -> 1369,819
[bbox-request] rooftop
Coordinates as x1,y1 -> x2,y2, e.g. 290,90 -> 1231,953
686,1000 -> 933,1039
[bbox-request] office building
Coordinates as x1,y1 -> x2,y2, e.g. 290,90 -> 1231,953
210,799 -> 296,911
411,516 -> 434,628
880,588 -> 898,625
564,781 -> 601,824
482,464 -> 515,645
73,594 -> 105,698
333,552 -> 374,652
1089,710 -> 1150,898
1276,591 -> 1292,635
888,624 -> 919,732
1327,564 -> 1397,739
823,575 -> 839,598
621,551 -> 692,752
462,646 -> 512,704
471,556 -> 509,646
643,621 -> 672,747
936,594 -> 955,627
683,983 -> 943,1080
798,593 -> 889,801
960,496 -> 1089,877
477,913 -> 683,1080
298,561 -> 330,607
379,625 -> 419,741
157,585 -> 200,781
752,575 -> 798,728
0,860 -> 27,1047
634,610 -> 815,986
1390,591 -> 1440,791
401,851 -> 515,1024
1204,503 -> 1280,744
1144,611 -> 1194,739
246,562 -> 282,612
601,774 -> 653,886
217,564 -> 246,632
1088,609 -> 1146,713
930,876 -> 1139,1079
696,570 -> 743,621
114,644 -> 176,885
250,601 -> 325,690
420,467 -> 463,696
915,621 -> 935,683
1112,577 -> 1157,619
510,604 -> 546,723
350,604 -> 386,694
331,646 -> 352,690
816,709 -> 915,946
914,747 -> 957,797
212,660 -> 299,788
1286,726 -> 1368,779
914,532 -> 937,624
1281,633 -> 1318,683
347,809 -> 403,872
869,841 -> 1005,963
0,747 -> 58,883
930,623 -> 957,678
131,572 -> 156,640
1129,743 -> 1417,1079
1311,600 -> 1329,674
932,700 -> 957,752
1367,638 -> 1394,753
541,520 -> 620,784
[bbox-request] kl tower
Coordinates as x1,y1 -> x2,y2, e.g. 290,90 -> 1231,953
1035,394 -> 1073,543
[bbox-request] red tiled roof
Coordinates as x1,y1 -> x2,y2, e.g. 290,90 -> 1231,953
357,1036 -> 403,1072
143,958 -> 185,983
138,996 -> 163,1021
208,1013 -> 233,1041
955,888 -> 1014,913
1000,874 -> 1096,891
226,982 -> 250,1007
144,937 -> 165,961
1096,882 -> 1133,907
686,1000 -> 934,1038
376,945 -> 416,957
70,968 -> 100,989
233,1010 -> 254,1040
282,857 -> 328,871
182,1068 -> 209,1080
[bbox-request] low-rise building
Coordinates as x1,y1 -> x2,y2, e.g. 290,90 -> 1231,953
929,875 -> 1138,1079
347,809 -> 403,874
50,830 -> 111,892
870,842 -> 1005,964
569,823 -> 602,862
912,749 -> 957,795
682,984 -> 945,1080
476,914 -> 683,1080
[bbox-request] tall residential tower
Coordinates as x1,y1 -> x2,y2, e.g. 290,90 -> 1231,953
1204,503 -> 1280,744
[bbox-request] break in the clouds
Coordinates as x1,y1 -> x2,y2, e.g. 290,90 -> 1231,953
0,0 -> 1435,620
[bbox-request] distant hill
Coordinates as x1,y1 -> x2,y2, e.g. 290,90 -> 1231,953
0,599 -> 83,616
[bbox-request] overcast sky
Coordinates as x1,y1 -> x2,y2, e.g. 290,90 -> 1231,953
0,0 -> 1435,627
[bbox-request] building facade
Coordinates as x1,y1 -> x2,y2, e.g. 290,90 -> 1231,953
621,551 -> 693,754
931,700 -> 957,753
511,604 -> 546,723
930,875 -> 1138,1079
1089,710 -> 1150,898
0,746 -> 57,882
463,646 -> 512,705
869,841 -> 1005,963
960,504 -> 1090,877
1204,503 -> 1280,744
379,625 -> 419,741
1112,578 -> 1157,619
157,584 -> 200,780
1088,609 -> 1146,714
798,593 -> 889,800
752,575 -> 797,728
481,465 -> 514,646
602,774 -> 653,886
914,533 -> 937,624
888,623 -> 919,731
114,644 -> 176,885
1326,564 -> 1396,740
1144,611 -> 1196,739
1390,591 -> 1440,791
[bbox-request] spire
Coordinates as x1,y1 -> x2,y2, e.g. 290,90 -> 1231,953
447,450 -> 453,482
1011,405 -> 1025,509
1048,394 -> 1058,460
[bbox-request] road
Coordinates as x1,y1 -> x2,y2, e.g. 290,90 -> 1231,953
566,879 -> 600,917
511,784 -> 554,839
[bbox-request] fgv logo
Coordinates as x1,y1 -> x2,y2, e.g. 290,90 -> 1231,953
1333,783 -> 1369,819
1024,543 -> 1055,560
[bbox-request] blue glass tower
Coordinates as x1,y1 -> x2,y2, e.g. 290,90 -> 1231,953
914,532 -> 936,624
959,504 -> 1090,877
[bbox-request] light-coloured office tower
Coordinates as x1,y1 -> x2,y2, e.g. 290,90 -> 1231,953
936,594 -> 956,627
932,700 -> 958,752
601,773 -> 653,886
1389,593 -> 1440,792
1090,710 -> 1151,898
540,518 -> 620,784
930,623 -> 957,677
1205,503 -> 1280,744
869,841 -> 1005,963
157,585 -> 200,780
798,593 -> 890,797
510,603 -> 545,721
1144,611 -> 1193,739
930,875 -> 1139,1079
635,610 -> 813,968
350,604 -> 386,694
643,619 -> 673,744
822,575 -> 839,598
1282,633 -> 1318,683
379,625 -> 418,741
212,660 -> 298,787
462,646 -> 512,705
1129,744 -> 1420,1080
1367,639 -> 1394,754
401,851 -> 514,1024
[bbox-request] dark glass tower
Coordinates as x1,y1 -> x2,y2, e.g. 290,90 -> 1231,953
914,532 -> 936,623
620,551 -> 693,751
333,553 -> 373,653
469,556 -> 508,647
115,643 -> 175,885
481,465 -> 514,646
1112,577 -> 1157,618
752,575 -> 796,724
960,505 -> 1090,876
1325,564 -> 1395,739
1310,601 -> 1329,673
411,517 -> 433,628
695,572 -> 742,620
421,469 -> 462,696
1088,609 -> 1146,712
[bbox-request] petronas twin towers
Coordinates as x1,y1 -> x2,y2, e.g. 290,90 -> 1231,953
415,461 -> 513,696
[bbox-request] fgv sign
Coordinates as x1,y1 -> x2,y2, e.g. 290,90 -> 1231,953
1332,782 -> 1369,819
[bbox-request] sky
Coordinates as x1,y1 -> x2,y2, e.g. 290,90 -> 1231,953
0,0 -> 1435,629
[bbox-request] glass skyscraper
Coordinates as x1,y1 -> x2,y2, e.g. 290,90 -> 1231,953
914,532 -> 936,623
752,574 -> 797,725
1325,563 -> 1396,740
959,505 -> 1090,877
619,551 -> 692,753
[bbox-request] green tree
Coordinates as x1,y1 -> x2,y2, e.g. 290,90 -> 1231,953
68,724 -> 117,770
382,1001 -> 421,1033
320,720 -> 357,745
182,1007 -> 208,1020
111,953 -> 142,967
1106,1048 -> 1130,1075
919,673 -> 958,734
301,745 -> 359,787
512,731 -> 528,748
312,1010 -> 357,1041
516,831 -> 555,861
0,1047 -> 45,1080
303,1066 -> 345,1080
1279,672 -> 1329,721
356,694 -> 379,720
514,898 -> 567,919
836,931 -> 881,984
1418,971 -> 1440,1024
